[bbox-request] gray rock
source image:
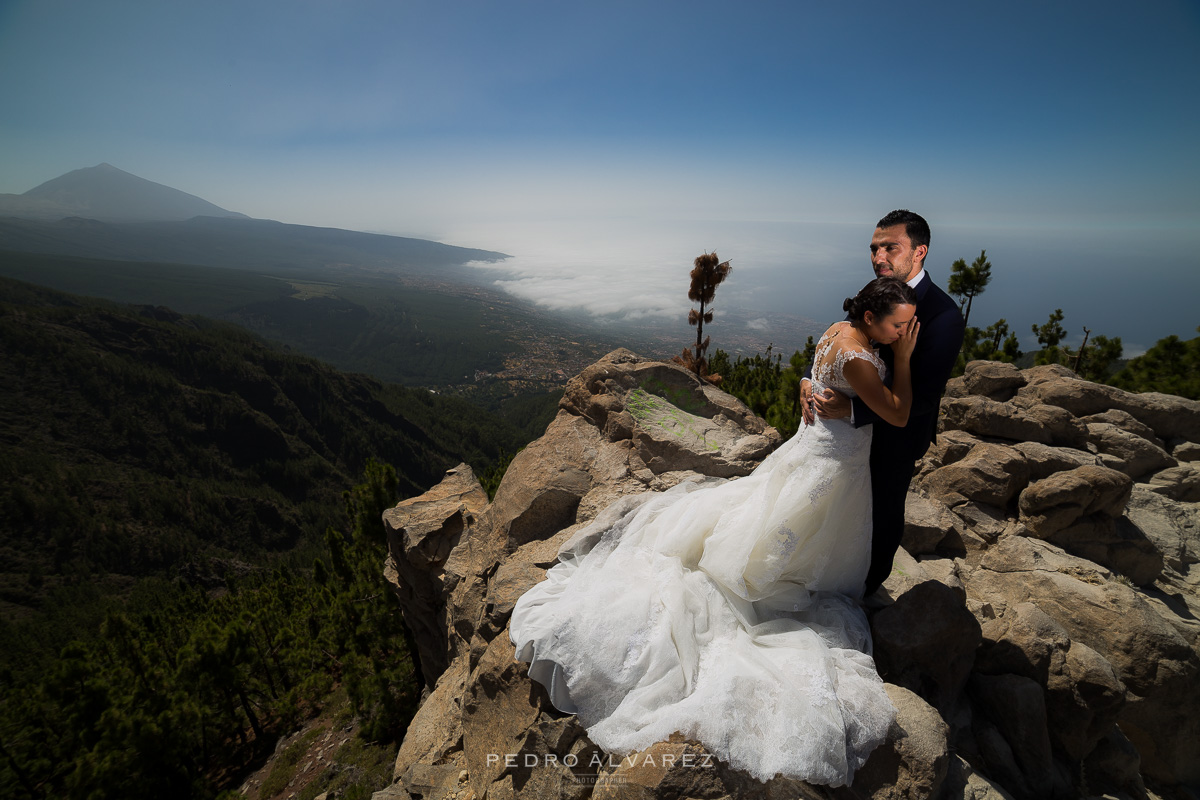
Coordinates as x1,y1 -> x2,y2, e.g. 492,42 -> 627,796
559,348 -> 780,479
1139,463 -> 1200,502
1016,374 -> 1200,442
1122,487 -> 1200,574
944,375 -> 969,399
1019,404 -> 1089,449
879,546 -> 935,604
371,783 -> 414,800
1172,440 -> 1200,462
977,599 -> 1128,762
1019,364 -> 1078,385
951,502 -> 1011,545
1084,422 -> 1176,479
1016,465 -> 1132,539
940,395 -> 1053,444
849,684 -> 951,800
383,463 -> 489,685
976,601 -> 1071,686
1045,515 -> 1163,586
903,493 -> 963,555
590,738 -> 761,800
1081,726 -> 1146,800
872,581 -> 982,715
969,715 -> 1032,800
917,443 -> 1030,508
1079,408 -> 1165,448
941,755 -> 1016,800
962,536 -> 1200,785
962,360 -> 1026,400
969,673 -> 1072,800
916,429 -> 980,483
1047,640 -> 1126,762
1011,441 -> 1101,481
394,659 -> 468,781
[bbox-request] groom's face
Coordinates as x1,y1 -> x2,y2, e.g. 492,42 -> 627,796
870,225 -> 927,283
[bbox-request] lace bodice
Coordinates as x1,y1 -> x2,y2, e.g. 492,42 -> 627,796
811,322 -> 887,396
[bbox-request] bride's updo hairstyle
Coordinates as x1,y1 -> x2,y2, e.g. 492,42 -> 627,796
842,277 -> 917,323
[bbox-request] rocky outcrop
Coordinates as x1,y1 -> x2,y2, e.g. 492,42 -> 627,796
377,354 -> 1200,800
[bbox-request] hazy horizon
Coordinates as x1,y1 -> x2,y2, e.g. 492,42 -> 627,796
2,0 -> 1196,356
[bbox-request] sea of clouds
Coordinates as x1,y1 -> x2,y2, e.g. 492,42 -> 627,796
449,217 -> 1193,357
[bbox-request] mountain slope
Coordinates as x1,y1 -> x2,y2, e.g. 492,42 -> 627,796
0,276 -> 527,616
0,163 -> 248,222
0,214 -> 508,278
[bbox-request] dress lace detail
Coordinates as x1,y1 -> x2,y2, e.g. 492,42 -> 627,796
509,322 -> 896,787
811,322 -> 887,394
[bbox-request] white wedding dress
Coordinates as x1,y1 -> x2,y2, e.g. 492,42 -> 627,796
509,323 -> 896,786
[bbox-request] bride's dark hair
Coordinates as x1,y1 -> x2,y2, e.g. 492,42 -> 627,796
842,277 -> 918,322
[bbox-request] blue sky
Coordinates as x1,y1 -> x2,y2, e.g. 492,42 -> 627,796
1,0 -> 1197,354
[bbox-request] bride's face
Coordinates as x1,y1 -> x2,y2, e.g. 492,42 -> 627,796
864,303 -> 916,344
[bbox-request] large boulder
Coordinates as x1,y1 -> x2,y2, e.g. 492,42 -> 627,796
872,581 -> 982,715
974,602 -> 1126,763
967,673 -> 1072,800
847,685 -> 951,800
1042,515 -> 1163,587
916,442 -> 1030,509
559,348 -> 779,479
1083,422 -> 1176,479
1079,408 -> 1165,448
1122,487 -> 1200,577
383,464 -> 489,685
940,396 -> 1053,444
1015,372 -> 1200,442
1010,441 -> 1100,481
961,360 -> 1026,401
961,536 -> 1200,785
1016,465 -> 1131,539
1140,463 -> 1200,502
901,493 -> 964,555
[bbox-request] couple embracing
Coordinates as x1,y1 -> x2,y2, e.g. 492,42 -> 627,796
509,210 -> 966,786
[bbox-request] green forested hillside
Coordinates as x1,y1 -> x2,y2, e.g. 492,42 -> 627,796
1,460 -> 420,800
0,276 -> 526,616
0,248 -> 616,394
0,277 -> 541,798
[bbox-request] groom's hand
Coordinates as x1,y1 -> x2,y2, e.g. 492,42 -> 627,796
813,387 -> 851,420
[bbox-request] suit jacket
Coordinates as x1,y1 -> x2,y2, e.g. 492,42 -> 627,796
850,271 -> 965,463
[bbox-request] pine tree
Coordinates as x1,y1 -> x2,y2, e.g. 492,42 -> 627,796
954,318 -> 1023,375
1032,309 -> 1068,366
1111,327 -> 1200,399
948,250 -> 992,329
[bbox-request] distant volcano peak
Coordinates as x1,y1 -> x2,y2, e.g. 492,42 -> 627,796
1,164 -> 248,223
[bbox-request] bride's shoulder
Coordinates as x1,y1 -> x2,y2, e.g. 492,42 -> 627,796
820,320 -> 851,338
817,322 -> 872,356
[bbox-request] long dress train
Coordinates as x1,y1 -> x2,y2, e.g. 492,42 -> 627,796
508,325 -> 896,786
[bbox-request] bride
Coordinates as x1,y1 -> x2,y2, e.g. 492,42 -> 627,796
509,277 -> 920,786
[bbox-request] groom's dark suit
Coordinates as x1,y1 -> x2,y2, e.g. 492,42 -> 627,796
850,272 -> 964,593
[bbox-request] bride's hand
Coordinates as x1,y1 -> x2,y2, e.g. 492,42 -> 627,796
891,316 -> 920,360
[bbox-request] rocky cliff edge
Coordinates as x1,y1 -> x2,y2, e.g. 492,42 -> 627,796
377,350 -> 1200,800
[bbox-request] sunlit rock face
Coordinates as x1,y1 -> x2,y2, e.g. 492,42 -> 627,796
380,354 -> 1200,799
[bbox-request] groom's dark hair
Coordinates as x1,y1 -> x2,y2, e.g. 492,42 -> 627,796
876,209 -> 930,252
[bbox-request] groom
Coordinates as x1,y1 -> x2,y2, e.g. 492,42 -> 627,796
801,210 -> 965,596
